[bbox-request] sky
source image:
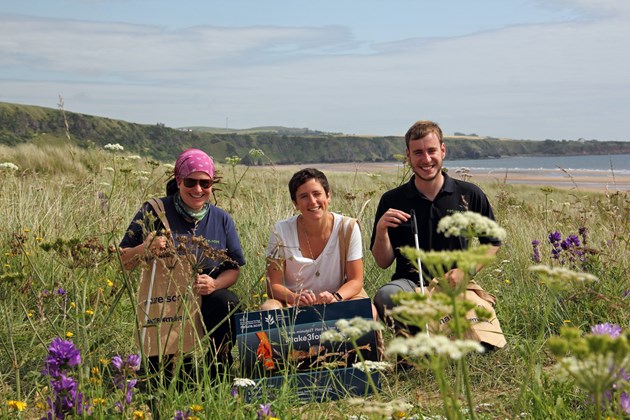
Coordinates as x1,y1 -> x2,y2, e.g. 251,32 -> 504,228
1,0 -> 629,141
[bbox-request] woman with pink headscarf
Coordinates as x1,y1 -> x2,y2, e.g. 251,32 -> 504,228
119,148 -> 245,387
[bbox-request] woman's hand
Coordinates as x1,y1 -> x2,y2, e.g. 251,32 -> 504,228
297,289 -> 318,306
316,291 -> 337,304
194,274 -> 216,296
143,232 -> 167,255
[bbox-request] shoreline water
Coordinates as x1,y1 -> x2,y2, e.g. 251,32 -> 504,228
274,162 -> 630,192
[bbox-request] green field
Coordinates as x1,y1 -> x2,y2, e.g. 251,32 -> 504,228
1,144 -> 628,419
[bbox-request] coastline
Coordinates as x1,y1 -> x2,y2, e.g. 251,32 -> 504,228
276,162 -> 630,192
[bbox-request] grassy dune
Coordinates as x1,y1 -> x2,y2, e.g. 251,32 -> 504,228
0,146 -> 628,419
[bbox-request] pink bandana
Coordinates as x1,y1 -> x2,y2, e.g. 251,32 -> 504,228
174,148 -> 215,182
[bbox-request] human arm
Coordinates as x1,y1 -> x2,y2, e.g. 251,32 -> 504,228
371,208 -> 410,269
119,233 -> 168,271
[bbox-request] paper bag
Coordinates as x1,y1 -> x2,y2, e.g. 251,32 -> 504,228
426,280 -> 507,349
136,255 -> 204,357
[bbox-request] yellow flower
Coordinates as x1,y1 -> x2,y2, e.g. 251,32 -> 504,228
25,252 -> 31,256
24,228 -> 31,233
262,293 -> 268,299
563,320 -> 571,324
70,302 -> 76,309
97,287 -> 104,293
189,417 -> 200,420
27,310 -> 34,317
504,279 -> 511,284
3,264 -> 9,268
190,404 -> 203,412
85,309 -> 94,316
66,331 -> 74,338
252,294 -> 260,299
259,274 -> 266,283
36,401 -> 47,410
100,358 -> 110,365
107,279 -> 114,287
93,398 -> 106,405
90,377 -> 102,385
37,237 -> 43,242
133,410 -> 145,419
7,400 -> 27,411
92,367 -> 100,375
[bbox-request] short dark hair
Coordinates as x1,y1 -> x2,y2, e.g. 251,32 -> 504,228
288,168 -> 330,201
405,120 -> 443,149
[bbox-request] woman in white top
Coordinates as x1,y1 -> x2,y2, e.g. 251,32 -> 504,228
261,168 -> 370,310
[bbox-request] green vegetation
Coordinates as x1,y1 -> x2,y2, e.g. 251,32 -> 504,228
2,101 -> 629,165
0,144 -> 628,419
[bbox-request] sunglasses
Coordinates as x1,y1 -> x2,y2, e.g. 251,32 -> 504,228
182,178 -> 213,189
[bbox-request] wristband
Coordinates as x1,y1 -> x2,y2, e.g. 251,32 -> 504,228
333,292 -> 343,302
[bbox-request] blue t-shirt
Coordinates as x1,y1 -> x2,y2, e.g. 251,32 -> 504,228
120,195 -> 246,276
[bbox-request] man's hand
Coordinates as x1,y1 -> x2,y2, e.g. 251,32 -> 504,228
194,274 -> 217,296
444,268 -> 466,287
372,208 -> 411,269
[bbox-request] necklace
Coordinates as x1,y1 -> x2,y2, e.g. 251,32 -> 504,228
300,215 -> 329,277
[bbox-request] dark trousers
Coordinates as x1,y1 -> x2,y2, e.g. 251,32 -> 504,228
142,288 -> 240,390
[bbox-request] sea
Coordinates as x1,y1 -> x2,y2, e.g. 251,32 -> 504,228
443,153 -> 630,191
310,153 -> 630,191
444,153 -> 630,174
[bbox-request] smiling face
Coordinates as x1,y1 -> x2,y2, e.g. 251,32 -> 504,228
177,171 -> 213,211
292,178 -> 331,220
406,132 -> 446,183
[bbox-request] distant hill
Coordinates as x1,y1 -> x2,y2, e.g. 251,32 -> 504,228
1,102 -> 629,164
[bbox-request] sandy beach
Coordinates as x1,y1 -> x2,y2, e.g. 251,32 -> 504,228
278,162 -> 630,192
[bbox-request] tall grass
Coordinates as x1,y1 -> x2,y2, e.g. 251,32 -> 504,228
0,147 -> 628,419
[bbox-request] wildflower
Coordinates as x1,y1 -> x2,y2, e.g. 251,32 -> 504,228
0,162 -> 19,171
85,309 -> 94,316
352,360 -> 392,373
104,143 -> 124,151
7,400 -> 27,411
66,331 -> 74,338
190,404 -> 203,413
42,337 -> 81,377
591,323 -> 622,338
27,310 -> 34,317
233,377 -> 256,387
386,333 -> 484,360
437,211 -> 507,241
93,398 -> 106,405
529,265 -> 598,291
174,409 -> 191,420
70,302 -> 76,308
56,288 -> 66,295
133,410 -> 145,419
257,403 -> 275,419
112,353 -> 141,412
579,226 -> 589,245
531,239 -> 541,263
100,358 -> 110,365
107,279 -> 114,287
321,317 -> 382,342
347,398 -> 413,417
621,392 -> 630,414
548,231 -> 562,243
230,387 -> 239,397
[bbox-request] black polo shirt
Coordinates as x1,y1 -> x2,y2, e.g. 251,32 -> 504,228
370,172 -> 501,282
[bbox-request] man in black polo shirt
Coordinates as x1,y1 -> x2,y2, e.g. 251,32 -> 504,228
370,120 -> 501,336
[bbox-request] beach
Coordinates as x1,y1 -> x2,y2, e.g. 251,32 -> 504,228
279,162 -> 630,192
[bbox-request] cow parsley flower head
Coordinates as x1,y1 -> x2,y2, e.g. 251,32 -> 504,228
0,162 -> 19,171
321,317 -> 382,342
386,333 -> 484,360
104,143 -> 124,151
437,211 -> 506,241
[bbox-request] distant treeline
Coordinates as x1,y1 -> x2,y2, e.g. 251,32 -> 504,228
1,101 -> 629,164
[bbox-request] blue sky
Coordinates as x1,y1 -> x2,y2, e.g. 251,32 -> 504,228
1,0 -> 629,140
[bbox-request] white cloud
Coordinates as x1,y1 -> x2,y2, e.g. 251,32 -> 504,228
1,7 -> 629,140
